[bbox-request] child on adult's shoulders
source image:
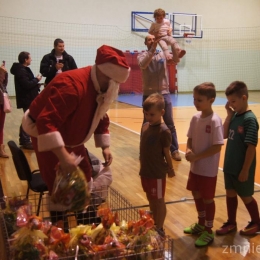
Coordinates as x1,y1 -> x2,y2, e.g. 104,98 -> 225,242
149,8 -> 186,63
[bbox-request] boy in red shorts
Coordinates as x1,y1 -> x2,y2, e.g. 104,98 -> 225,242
184,82 -> 224,247
216,81 -> 260,236
139,93 -> 175,236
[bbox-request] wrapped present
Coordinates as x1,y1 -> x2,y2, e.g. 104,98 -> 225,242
51,166 -> 91,212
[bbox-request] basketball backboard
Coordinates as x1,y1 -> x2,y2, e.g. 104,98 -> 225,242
169,13 -> 203,38
131,11 -> 203,38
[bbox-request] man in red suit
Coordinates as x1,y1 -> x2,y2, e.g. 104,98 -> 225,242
22,45 -> 130,226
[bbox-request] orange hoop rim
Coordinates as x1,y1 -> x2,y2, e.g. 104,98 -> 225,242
183,32 -> 195,38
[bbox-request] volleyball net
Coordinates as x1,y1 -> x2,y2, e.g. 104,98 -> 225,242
0,16 -> 260,96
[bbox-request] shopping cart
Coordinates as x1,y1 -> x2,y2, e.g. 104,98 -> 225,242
0,186 -> 174,259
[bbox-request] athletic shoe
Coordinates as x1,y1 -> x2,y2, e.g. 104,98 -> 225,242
195,231 -> 214,247
184,223 -> 205,235
240,221 -> 260,236
171,151 -> 182,161
216,221 -> 237,235
178,49 -> 186,59
21,142 -> 34,150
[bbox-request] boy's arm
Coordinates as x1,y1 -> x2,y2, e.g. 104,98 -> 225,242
186,144 -> 222,162
238,143 -> 256,182
223,101 -> 235,138
185,137 -> 192,160
165,19 -> 172,35
163,146 -> 175,178
186,138 -> 192,152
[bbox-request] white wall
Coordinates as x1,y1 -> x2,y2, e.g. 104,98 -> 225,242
1,0 -> 260,28
1,0 -> 260,94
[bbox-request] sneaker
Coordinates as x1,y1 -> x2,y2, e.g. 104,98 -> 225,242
21,142 -> 34,150
178,49 -> 186,58
216,221 -> 237,235
240,221 -> 260,236
184,223 -> 205,235
171,151 -> 181,161
195,231 -> 214,247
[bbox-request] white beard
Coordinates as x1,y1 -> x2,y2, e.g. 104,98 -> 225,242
96,79 -> 119,119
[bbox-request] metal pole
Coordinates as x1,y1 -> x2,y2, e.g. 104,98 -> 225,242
111,189 -> 260,212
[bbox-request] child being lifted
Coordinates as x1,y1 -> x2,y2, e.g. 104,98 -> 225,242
149,8 -> 186,64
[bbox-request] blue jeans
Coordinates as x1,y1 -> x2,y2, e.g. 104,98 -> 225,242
142,94 -> 179,153
19,107 -> 31,145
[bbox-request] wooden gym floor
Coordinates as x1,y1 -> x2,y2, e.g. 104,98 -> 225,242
0,91 -> 260,260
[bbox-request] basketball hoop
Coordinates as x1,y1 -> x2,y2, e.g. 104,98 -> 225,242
183,32 -> 195,44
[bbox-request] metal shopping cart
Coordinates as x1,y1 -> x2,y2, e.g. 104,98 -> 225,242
0,186 -> 173,259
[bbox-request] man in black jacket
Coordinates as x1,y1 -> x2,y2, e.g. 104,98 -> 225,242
40,38 -> 77,85
10,52 -> 42,149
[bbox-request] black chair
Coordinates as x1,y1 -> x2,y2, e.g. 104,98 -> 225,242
7,140 -> 48,215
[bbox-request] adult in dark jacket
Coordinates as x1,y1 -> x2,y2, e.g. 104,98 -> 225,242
10,51 -> 42,149
40,38 -> 77,85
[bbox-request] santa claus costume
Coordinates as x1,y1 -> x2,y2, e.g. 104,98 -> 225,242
22,45 -> 130,195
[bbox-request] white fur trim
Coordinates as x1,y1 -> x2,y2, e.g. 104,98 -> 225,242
94,134 -> 110,147
37,132 -> 64,152
94,134 -> 110,148
91,65 -> 101,93
97,62 -> 130,83
22,110 -> 39,137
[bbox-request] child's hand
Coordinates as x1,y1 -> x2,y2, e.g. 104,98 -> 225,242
168,168 -> 175,178
186,148 -> 192,154
238,169 -> 249,182
185,150 -> 196,162
225,102 -> 235,117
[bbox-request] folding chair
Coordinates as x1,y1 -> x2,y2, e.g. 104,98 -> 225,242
7,140 -> 48,215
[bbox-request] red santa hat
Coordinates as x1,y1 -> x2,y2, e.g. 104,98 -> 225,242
95,45 -> 130,83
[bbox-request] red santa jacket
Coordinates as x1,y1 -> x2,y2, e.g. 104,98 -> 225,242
23,66 -> 110,152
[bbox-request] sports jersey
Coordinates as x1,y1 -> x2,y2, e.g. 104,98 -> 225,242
224,110 -> 259,176
187,112 -> 224,177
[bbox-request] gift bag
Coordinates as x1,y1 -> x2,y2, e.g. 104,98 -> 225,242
51,167 -> 91,212
3,93 -> 11,113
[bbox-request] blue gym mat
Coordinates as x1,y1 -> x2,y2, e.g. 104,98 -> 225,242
117,94 -> 229,107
